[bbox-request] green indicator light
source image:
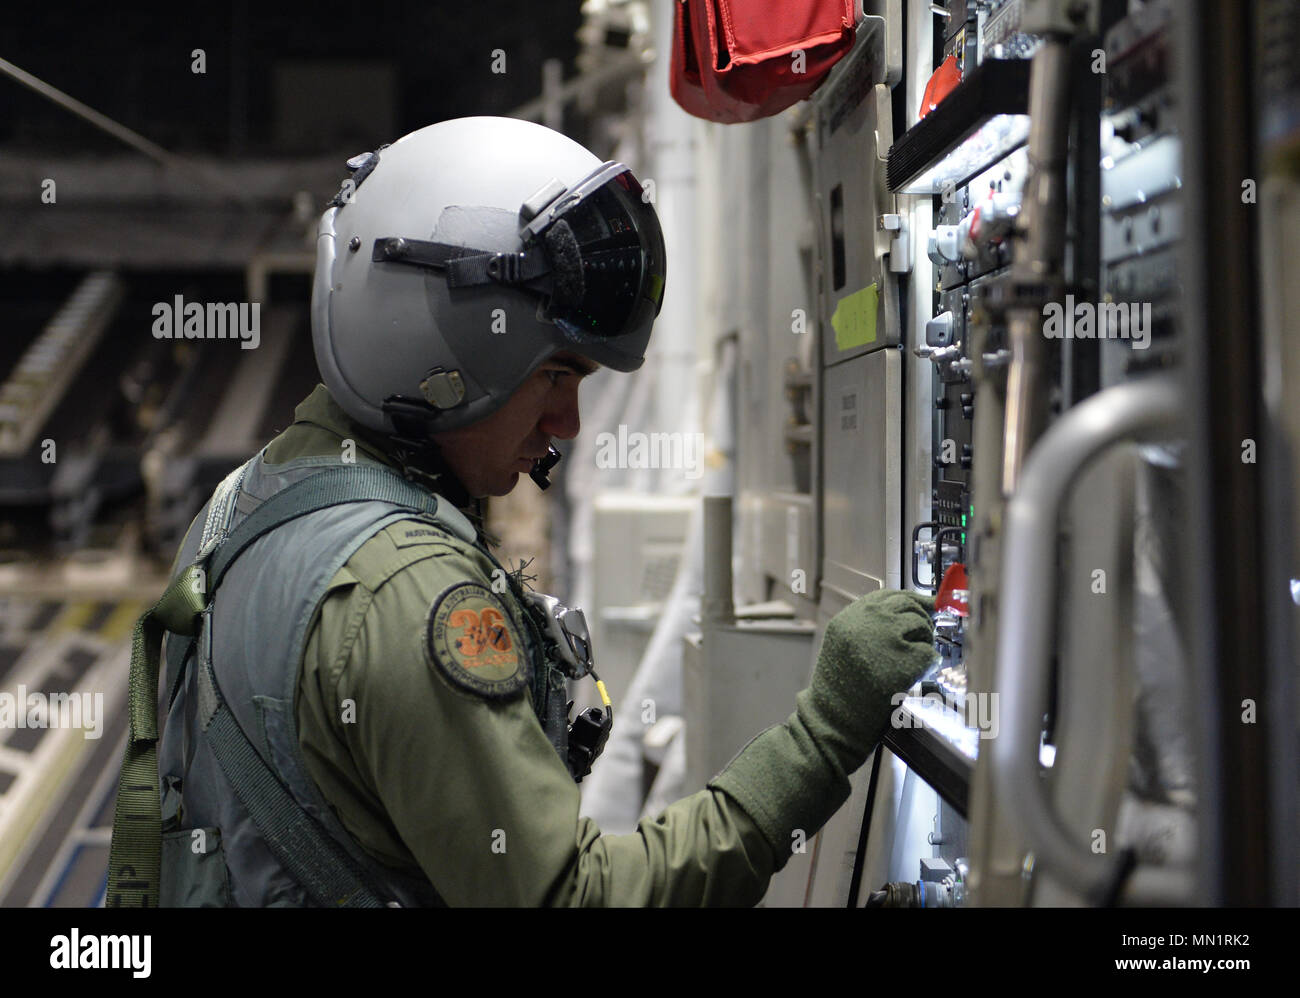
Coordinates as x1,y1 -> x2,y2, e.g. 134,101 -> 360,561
961,532 -> 966,544
961,514 -> 967,526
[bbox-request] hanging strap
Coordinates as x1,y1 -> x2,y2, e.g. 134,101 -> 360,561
108,464 -> 445,907
106,565 -> 206,907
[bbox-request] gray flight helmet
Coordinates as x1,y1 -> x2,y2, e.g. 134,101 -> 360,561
311,116 -> 665,436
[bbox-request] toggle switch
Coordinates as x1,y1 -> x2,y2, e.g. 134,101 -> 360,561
926,310 -> 956,347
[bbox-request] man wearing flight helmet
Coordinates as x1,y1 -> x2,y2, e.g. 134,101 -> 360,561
136,117 -> 934,907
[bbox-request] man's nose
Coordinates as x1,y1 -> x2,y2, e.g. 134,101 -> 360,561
539,378 -> 581,440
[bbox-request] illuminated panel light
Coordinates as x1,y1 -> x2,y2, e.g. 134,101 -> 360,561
896,113 -> 1031,196
1040,739 -> 1056,768
900,694 -> 981,761
886,58 -> 1031,192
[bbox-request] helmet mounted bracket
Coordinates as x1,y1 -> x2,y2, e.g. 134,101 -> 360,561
371,237 -> 552,291
519,178 -> 569,224
419,368 -> 466,409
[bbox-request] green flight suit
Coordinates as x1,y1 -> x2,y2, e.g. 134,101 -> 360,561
271,385 -> 776,905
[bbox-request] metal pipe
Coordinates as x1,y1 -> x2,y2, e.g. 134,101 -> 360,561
702,496 -> 735,626
1013,39 -> 1074,277
0,56 -> 251,203
992,374 -> 1182,902
1000,308 -> 1046,498
0,55 -> 177,166
1001,39 -> 1073,497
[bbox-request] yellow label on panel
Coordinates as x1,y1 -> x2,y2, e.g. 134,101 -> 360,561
832,283 -> 878,351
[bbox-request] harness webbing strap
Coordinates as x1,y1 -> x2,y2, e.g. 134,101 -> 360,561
106,566 -> 205,907
210,465 -> 441,591
108,464 -> 444,907
199,662 -> 384,908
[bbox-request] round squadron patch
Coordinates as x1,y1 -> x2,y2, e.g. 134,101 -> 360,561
425,581 -> 528,699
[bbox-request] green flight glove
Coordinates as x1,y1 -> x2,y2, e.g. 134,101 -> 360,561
709,588 -> 937,869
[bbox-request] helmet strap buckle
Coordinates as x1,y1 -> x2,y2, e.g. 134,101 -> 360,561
485,252 -> 526,284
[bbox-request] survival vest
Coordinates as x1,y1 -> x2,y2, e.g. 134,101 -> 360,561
106,452 -> 565,907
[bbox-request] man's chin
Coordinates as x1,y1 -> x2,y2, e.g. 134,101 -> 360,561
476,470 -> 520,499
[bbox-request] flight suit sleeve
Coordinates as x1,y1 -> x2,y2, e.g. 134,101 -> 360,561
305,543 -> 779,907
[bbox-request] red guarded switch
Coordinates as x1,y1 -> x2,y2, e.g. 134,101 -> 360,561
920,54 -> 962,120
935,562 -> 969,617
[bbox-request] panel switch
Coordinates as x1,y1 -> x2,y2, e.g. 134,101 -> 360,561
926,310 -> 956,347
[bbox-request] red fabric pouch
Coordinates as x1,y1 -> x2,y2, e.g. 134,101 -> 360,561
671,0 -> 857,124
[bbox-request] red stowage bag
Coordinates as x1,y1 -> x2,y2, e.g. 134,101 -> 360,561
671,0 -> 857,124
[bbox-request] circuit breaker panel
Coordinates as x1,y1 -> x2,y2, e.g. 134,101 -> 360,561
686,0 -> 1287,908
785,0 -> 1238,908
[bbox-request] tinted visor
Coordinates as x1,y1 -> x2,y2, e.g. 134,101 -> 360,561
524,162 -> 666,340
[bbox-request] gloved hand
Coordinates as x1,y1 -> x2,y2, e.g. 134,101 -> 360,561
709,588 -> 936,869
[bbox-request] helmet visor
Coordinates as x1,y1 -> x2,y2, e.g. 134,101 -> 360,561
523,162 -> 666,341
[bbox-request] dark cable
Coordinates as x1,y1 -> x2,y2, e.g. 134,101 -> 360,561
847,744 -> 885,907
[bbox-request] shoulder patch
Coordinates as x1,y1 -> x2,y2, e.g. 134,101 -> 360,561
425,581 -> 529,699
389,522 -> 453,549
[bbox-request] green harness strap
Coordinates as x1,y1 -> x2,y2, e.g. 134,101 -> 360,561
107,465 -> 443,907
206,465 -> 441,590
106,566 -> 205,907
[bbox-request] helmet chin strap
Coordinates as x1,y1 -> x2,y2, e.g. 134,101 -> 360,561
380,395 -> 477,510
385,391 -> 563,498
393,440 -> 477,512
